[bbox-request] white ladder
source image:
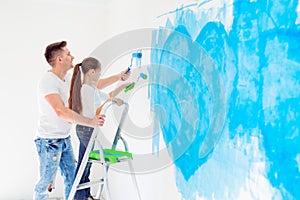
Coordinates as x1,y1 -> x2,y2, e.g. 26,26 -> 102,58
68,103 -> 141,200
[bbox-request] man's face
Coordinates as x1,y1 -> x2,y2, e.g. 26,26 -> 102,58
60,46 -> 74,70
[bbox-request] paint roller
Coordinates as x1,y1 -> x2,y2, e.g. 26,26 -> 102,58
123,52 -> 142,76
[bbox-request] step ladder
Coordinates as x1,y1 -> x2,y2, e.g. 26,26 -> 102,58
68,102 -> 141,200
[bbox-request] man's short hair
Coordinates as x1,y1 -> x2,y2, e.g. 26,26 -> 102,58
44,41 -> 67,65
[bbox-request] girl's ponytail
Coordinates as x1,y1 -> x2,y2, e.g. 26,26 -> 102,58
69,63 -> 83,114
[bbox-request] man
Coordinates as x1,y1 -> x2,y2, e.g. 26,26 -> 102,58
34,41 -> 106,200
34,41 -> 130,199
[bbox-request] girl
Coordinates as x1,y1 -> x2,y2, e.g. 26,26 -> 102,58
68,57 -> 129,200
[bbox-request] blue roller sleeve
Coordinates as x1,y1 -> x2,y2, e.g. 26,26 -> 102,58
132,52 -> 142,58
122,52 -> 142,80
133,52 -> 142,67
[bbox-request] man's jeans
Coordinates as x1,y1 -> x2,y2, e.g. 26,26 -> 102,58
34,136 -> 76,200
74,125 -> 94,200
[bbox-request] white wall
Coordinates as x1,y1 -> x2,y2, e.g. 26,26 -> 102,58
0,0 -> 193,199
0,0 -> 109,199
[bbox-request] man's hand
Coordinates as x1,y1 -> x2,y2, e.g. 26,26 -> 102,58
91,114 -> 105,127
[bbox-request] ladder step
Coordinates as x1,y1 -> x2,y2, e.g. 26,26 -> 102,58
89,149 -> 133,164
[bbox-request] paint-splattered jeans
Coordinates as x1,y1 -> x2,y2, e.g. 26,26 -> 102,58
34,136 -> 76,200
74,125 -> 94,200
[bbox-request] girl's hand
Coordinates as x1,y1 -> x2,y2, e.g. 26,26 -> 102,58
120,69 -> 131,81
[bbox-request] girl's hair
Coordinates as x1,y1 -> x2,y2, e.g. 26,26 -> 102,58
69,57 -> 101,114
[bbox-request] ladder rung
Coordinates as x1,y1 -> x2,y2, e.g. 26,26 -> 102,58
89,159 -> 109,166
77,179 -> 105,190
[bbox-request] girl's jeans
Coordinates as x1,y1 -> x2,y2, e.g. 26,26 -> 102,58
34,136 -> 76,200
74,125 -> 94,200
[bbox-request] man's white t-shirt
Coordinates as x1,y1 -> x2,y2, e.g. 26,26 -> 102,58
37,71 -> 71,138
81,84 -> 109,118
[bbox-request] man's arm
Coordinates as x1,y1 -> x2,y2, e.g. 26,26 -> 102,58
45,94 -> 104,127
97,69 -> 130,90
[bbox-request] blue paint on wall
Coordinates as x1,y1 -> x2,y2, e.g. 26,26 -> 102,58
150,0 -> 300,199
150,26 -> 212,180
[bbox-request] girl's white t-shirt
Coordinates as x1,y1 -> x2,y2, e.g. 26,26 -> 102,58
81,84 -> 109,118
37,72 -> 71,138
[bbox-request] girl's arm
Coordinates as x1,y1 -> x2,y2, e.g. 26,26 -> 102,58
95,96 -> 123,115
97,70 -> 131,89
109,82 -> 132,97
96,81 -> 130,115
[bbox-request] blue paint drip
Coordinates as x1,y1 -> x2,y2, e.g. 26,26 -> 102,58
150,0 -> 300,199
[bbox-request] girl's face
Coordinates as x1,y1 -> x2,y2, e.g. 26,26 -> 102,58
87,66 -> 101,84
92,67 -> 101,81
